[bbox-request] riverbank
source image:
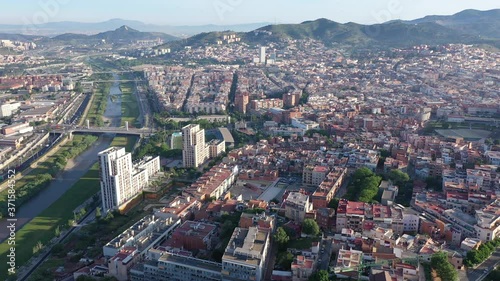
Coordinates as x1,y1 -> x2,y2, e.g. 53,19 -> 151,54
0,162 -> 103,280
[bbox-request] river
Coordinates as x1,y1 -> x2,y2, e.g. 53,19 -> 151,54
0,75 -> 123,241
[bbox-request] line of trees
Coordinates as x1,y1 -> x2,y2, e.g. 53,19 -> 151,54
0,135 -> 98,217
51,136 -> 98,176
464,238 -> 500,267
0,173 -> 53,217
344,168 -> 382,203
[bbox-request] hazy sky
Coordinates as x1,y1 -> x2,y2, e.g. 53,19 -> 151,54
2,0 -> 500,25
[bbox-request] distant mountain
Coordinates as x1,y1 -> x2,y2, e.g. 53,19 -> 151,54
405,9 -> 500,39
49,26 -> 178,45
170,9 -> 498,49
0,19 -> 271,37
160,16 -> 492,51
0,33 -> 42,41
1,9 -> 498,50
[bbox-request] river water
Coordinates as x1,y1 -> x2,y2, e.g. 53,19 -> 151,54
0,75 -> 123,241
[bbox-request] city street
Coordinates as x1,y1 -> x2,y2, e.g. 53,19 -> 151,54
466,250 -> 500,281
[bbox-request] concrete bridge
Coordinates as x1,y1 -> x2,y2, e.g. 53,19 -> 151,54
52,125 -> 155,137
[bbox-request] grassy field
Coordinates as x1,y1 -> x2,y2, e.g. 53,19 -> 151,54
110,136 -> 138,153
119,81 -> 140,128
288,237 -> 320,250
83,74 -> 112,127
0,164 -> 100,280
28,203 -> 150,280
171,133 -> 183,150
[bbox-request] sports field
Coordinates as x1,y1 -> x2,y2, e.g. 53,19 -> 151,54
435,129 -> 491,140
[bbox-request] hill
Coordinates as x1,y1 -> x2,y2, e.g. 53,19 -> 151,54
0,19 -> 271,37
406,9 -> 500,39
157,9 -> 500,50
51,26 -> 178,45
249,16 -> 493,47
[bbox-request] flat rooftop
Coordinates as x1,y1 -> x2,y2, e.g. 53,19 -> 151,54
159,253 -> 222,273
223,227 -> 269,266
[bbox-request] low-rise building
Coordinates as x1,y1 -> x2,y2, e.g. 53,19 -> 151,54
222,227 -> 271,281
108,247 -> 140,281
164,221 -> 217,251
103,215 -> 180,257
131,252 -> 222,281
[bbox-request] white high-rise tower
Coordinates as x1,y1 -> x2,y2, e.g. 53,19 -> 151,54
259,46 -> 266,64
182,124 -> 209,168
98,147 -> 160,213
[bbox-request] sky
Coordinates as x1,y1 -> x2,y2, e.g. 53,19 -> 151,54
2,0 -> 500,26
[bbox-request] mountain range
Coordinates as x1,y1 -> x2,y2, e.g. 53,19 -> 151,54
49,25 -> 178,44
154,9 -> 500,50
0,19 -> 271,37
0,9 -> 498,49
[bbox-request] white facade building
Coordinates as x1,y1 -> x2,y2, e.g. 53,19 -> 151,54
259,46 -> 266,64
98,147 -> 160,213
0,102 -> 21,118
182,124 -> 209,168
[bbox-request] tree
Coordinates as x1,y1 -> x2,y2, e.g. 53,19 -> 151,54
308,270 -> 329,281
276,251 -> 294,270
431,252 -> 458,281
302,219 -> 320,236
328,198 -> 340,210
387,170 -> 410,186
345,168 -> 382,202
275,227 -> 290,250
95,207 -> 101,218
221,221 -> 235,238
52,243 -> 65,257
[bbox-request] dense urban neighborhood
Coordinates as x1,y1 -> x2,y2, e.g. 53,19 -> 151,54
0,5 -> 499,281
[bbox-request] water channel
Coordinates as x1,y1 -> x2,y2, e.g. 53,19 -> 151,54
0,74 -> 123,241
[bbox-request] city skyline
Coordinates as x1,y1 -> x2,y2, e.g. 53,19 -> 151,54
2,0 -> 500,26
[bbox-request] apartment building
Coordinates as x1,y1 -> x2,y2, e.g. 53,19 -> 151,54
474,199 -> 500,242
208,139 -> 226,158
302,165 -> 329,186
182,124 -> 209,168
108,247 -> 140,281
222,227 -> 271,281
165,221 -> 217,251
336,200 -> 367,232
0,102 -> 21,117
103,215 -> 180,257
131,252 -> 222,281
98,147 -> 160,213
311,168 -> 347,209
285,192 -> 313,223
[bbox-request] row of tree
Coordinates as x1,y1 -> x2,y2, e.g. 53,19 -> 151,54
464,238 -> 500,267
0,173 -> 52,217
51,136 -> 98,176
0,135 -> 98,217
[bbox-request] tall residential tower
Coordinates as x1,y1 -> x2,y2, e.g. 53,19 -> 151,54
98,147 -> 160,213
182,124 -> 209,168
